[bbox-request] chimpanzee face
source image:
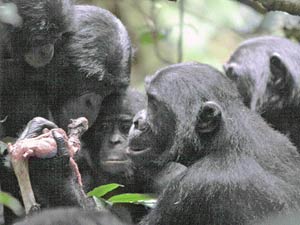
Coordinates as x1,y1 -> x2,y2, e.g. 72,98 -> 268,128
127,84 -> 177,166
127,63 -> 225,166
92,90 -> 146,176
95,112 -> 133,175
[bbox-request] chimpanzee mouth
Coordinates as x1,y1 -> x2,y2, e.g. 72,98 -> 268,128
102,160 -> 130,165
126,147 -> 152,156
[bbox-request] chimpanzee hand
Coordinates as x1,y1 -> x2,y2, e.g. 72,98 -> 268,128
27,122 -> 78,208
18,117 -> 58,140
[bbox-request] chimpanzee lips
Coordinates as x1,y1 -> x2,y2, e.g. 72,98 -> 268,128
126,146 -> 152,156
102,159 -> 130,165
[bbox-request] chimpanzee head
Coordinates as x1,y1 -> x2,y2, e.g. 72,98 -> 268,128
223,36 -> 300,114
5,0 -> 73,68
93,89 -> 145,178
127,62 -> 242,167
45,5 -> 131,130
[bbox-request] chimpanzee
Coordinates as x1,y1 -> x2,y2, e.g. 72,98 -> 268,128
85,89 -> 146,187
223,36 -> 300,150
127,62 -> 300,225
13,207 -> 130,225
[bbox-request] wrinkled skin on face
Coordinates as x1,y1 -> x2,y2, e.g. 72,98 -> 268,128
224,36 -> 300,148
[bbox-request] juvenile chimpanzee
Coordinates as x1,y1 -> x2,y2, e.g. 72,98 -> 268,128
76,89 -> 147,224
88,89 -> 146,188
224,36 -> 300,149
127,62 -> 300,225
14,207 -> 130,225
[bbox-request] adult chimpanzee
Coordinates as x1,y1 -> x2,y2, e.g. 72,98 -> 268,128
44,4 -> 131,130
223,36 -> 300,150
14,207 -> 130,225
127,62 -> 300,225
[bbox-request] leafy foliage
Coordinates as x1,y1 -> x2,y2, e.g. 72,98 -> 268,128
0,192 -> 24,216
88,184 -> 157,208
87,183 -> 124,198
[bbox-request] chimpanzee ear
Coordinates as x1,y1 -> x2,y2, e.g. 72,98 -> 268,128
196,101 -> 222,134
269,53 -> 291,89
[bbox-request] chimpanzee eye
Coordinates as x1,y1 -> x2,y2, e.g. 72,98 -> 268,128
100,122 -> 111,130
119,122 -> 132,134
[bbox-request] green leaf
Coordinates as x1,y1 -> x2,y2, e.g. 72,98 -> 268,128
107,193 -> 157,207
140,31 -> 166,44
87,183 -> 124,198
0,192 -> 24,216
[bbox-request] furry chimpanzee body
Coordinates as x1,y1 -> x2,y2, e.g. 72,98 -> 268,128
14,207 -> 130,225
127,62 -> 300,225
1,3 -> 132,224
224,36 -> 300,149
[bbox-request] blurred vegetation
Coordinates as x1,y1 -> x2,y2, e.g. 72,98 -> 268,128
76,0 -> 300,91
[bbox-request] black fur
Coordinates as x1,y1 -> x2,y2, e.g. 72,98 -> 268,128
1,3 -> 131,136
127,62 -> 300,225
224,36 -> 300,149
13,207 -> 129,225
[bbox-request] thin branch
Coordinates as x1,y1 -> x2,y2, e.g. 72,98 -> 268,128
133,0 -> 173,64
177,0 -> 184,63
236,0 -> 300,15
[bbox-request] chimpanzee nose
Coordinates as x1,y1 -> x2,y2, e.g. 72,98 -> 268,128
109,133 -> 122,144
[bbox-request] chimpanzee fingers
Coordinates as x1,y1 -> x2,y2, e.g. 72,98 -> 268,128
52,130 -> 68,156
19,117 -> 58,140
